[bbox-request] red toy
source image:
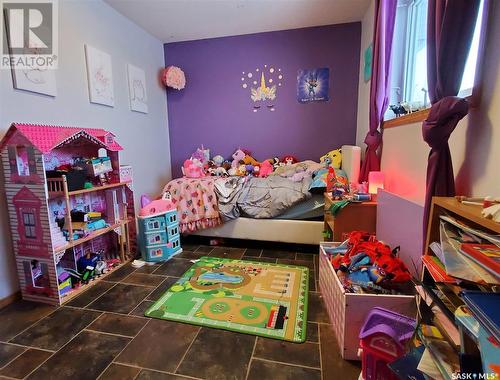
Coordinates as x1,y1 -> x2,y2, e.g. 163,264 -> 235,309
331,231 -> 411,285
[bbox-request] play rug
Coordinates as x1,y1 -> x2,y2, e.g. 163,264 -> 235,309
145,256 -> 309,342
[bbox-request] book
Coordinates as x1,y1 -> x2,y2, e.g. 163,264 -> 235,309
430,241 -> 445,264
417,348 -> 445,380
388,346 -> 428,380
461,243 -> 500,278
440,215 -> 500,247
440,221 -> 499,285
422,255 -> 457,283
461,291 -> 500,343
418,326 -> 460,380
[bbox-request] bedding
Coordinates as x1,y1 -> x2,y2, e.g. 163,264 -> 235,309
162,177 -> 221,233
215,175 -> 312,221
162,160 -> 331,232
276,194 -> 324,220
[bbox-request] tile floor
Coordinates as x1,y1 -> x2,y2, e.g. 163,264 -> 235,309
0,243 -> 361,380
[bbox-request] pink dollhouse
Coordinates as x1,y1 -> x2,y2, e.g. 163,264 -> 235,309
0,123 -> 136,305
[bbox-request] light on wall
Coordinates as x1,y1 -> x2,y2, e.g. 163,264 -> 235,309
368,171 -> 384,195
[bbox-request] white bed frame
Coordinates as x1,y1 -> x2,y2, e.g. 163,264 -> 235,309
191,218 -> 324,245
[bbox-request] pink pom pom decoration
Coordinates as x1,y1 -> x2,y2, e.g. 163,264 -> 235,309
162,66 -> 186,90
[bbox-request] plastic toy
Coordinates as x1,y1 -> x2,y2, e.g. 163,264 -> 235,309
359,307 -> 416,380
320,149 -> 342,169
138,193 -> 182,262
57,270 -> 71,295
139,193 -> 175,217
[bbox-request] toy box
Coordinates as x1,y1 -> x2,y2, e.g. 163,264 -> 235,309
318,242 -> 416,360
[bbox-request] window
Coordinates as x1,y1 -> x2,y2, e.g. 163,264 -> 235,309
388,0 -> 485,116
148,220 -> 160,229
150,248 -> 163,258
23,212 -> 36,238
148,234 -> 161,244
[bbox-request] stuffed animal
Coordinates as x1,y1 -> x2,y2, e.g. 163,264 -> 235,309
282,155 -> 298,165
237,164 -> 247,176
222,160 -> 232,172
214,167 -> 228,176
212,155 -> 224,167
243,154 -> 260,166
259,160 -> 274,177
272,157 -> 283,170
182,158 -> 205,178
231,149 -> 246,168
245,164 -> 254,175
320,149 -> 342,169
191,146 -> 210,165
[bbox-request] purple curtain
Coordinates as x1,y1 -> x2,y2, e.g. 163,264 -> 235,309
359,0 -> 397,183
422,0 -> 481,235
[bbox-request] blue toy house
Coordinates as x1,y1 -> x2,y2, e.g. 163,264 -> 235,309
138,208 -> 182,262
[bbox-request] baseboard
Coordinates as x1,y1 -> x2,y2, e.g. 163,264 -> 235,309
0,291 -> 21,310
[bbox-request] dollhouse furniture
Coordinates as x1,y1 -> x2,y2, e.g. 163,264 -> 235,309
138,195 -> 182,262
323,193 -> 377,241
358,307 -> 415,380
0,123 -> 136,305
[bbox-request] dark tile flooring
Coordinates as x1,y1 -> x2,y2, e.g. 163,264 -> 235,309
0,243 -> 360,380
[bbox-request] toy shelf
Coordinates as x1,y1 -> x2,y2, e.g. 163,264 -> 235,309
47,177 -> 131,199
55,219 -> 131,252
59,260 -> 129,305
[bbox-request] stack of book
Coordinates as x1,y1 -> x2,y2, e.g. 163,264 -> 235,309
417,214 -> 500,379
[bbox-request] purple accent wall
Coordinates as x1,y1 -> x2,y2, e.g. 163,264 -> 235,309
164,23 -> 361,177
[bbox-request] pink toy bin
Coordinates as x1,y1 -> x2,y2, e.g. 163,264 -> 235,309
358,307 -> 416,380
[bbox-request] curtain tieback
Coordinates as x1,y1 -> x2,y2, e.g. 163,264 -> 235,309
364,130 -> 382,150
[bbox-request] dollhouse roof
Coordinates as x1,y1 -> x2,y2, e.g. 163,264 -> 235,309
0,123 -> 123,153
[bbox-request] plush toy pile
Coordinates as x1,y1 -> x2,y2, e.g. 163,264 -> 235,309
181,146 -> 309,178
181,146 -> 350,194
323,231 -> 412,294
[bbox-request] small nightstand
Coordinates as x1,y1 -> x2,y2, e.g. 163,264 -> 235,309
323,193 -> 377,241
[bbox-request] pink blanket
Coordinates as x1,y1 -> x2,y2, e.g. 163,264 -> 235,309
162,177 -> 221,233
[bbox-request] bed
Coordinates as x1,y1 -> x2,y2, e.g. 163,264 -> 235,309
161,160 -> 337,245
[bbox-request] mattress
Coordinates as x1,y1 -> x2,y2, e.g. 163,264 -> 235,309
276,194 -> 324,220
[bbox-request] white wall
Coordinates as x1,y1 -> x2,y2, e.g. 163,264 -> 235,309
381,0 -> 500,205
355,0 -> 375,154
0,0 -> 171,299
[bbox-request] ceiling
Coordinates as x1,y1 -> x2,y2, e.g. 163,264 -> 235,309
104,0 -> 371,43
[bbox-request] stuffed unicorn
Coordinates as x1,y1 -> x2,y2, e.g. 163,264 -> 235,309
231,148 -> 246,168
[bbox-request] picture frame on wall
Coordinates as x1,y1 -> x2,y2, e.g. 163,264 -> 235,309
84,44 -> 115,107
11,66 -> 57,97
127,64 -> 148,113
297,67 -> 330,103
3,10 -> 57,96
